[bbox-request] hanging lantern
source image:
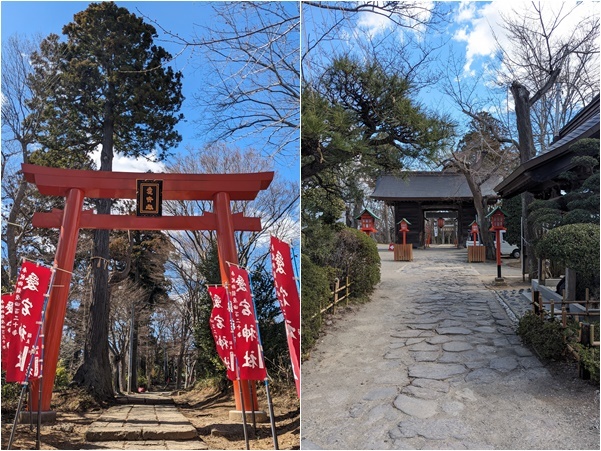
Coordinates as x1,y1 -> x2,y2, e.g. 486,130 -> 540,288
437,217 -> 445,229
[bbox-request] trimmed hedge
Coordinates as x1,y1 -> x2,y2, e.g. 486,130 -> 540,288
301,225 -> 382,355
535,223 -> 600,298
300,254 -> 332,353
329,227 -> 381,298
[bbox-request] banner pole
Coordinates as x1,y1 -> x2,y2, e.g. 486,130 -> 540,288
248,379 -> 257,435
225,284 -> 249,450
36,266 -> 55,449
7,263 -> 55,450
7,382 -> 29,450
290,246 -> 301,295
247,270 -> 279,450
237,373 -> 250,450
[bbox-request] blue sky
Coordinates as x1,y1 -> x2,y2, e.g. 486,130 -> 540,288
1,0 -> 300,181
301,1 -> 599,151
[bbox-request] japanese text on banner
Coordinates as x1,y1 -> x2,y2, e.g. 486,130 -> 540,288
269,236 -> 301,396
227,264 -> 267,381
5,262 -> 52,383
208,286 -> 237,381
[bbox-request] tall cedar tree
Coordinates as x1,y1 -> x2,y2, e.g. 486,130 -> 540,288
27,2 -> 183,400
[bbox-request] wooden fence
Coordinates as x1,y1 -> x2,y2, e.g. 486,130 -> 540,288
532,288 -> 600,347
311,276 -> 352,322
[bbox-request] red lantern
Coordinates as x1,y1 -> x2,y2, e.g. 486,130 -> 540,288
398,218 -> 411,245
470,222 -> 479,234
437,217 -> 445,229
487,207 -> 507,231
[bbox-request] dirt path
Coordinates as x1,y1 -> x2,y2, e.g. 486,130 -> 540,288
301,245 -> 600,450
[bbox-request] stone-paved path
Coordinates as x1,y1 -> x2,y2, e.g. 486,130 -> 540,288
86,393 -> 207,450
301,246 -> 599,450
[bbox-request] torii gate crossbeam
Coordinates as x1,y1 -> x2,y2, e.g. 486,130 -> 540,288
21,163 -> 273,420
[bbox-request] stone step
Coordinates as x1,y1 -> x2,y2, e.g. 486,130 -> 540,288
86,405 -> 198,442
114,392 -> 175,405
89,440 -> 208,449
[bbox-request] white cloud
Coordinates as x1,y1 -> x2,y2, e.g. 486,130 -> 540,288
356,1 -> 434,38
455,1 -> 477,23
454,1 -> 600,75
90,148 -> 166,173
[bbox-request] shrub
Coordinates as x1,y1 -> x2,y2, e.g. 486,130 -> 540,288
300,254 -> 331,353
535,223 -> 600,299
574,344 -> 600,383
517,312 -> 566,360
329,227 -> 381,298
54,360 -> 70,390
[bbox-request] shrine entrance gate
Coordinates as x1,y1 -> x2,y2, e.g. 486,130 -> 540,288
22,163 -> 273,418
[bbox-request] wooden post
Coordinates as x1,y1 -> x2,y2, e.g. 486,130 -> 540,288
533,290 -> 540,314
579,321 -> 591,380
550,300 -> 554,319
562,307 -> 567,328
333,278 -> 339,313
539,295 -> 544,319
345,276 -> 350,306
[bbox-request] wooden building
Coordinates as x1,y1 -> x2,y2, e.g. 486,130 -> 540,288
495,94 -> 600,199
371,172 -> 498,247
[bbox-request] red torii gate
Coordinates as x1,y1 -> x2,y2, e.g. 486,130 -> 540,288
22,163 -> 273,419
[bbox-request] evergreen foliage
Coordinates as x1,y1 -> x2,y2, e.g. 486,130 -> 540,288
535,223 -> 600,298
300,254 -> 331,352
27,2 -> 184,163
527,139 -> 599,232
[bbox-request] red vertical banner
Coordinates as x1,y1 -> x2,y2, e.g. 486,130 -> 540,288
227,263 -> 267,381
207,286 -> 237,381
5,262 -> 52,383
270,236 -> 300,396
1,293 -> 16,370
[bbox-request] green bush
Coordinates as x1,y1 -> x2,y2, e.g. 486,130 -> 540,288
54,360 -> 70,390
329,227 -> 381,298
300,254 -> 332,353
535,223 -> 600,298
574,344 -> 600,383
517,312 -> 566,360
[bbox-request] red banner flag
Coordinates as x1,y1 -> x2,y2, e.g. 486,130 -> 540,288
270,236 -> 300,395
1,293 -> 16,370
227,263 -> 267,381
5,262 -> 52,383
208,286 -> 237,381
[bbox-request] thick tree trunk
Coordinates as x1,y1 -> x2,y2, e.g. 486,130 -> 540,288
73,221 -> 114,400
111,353 -> 122,394
511,81 -> 537,278
73,93 -> 115,401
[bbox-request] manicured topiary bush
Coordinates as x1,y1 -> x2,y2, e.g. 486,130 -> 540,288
535,223 -> 600,299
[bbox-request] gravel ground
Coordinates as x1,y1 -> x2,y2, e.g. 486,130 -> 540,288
301,245 -> 600,450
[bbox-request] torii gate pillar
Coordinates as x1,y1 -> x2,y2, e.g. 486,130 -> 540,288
214,191 -> 262,419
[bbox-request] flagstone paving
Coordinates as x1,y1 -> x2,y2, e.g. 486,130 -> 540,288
301,245 -> 600,450
85,393 -> 207,450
